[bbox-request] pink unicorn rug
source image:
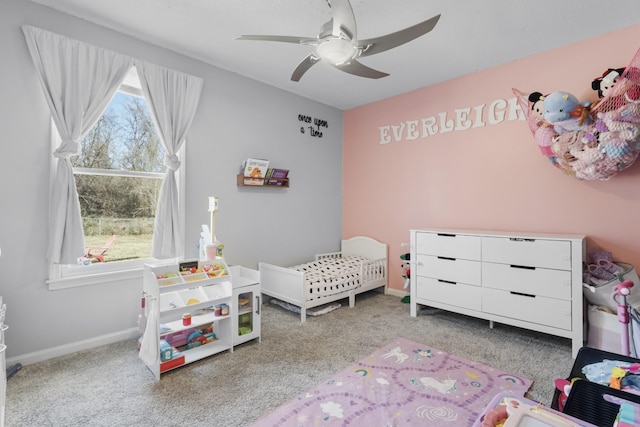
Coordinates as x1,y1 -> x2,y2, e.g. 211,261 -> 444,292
251,337 -> 532,426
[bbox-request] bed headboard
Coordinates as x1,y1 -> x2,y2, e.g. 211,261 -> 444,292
341,236 -> 387,260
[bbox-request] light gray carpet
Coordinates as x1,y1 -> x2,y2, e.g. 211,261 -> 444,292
5,292 -> 574,426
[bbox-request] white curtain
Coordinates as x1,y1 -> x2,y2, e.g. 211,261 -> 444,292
136,62 -> 203,258
22,26 -> 134,264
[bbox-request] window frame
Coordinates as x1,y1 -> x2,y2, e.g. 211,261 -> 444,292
46,68 -> 186,290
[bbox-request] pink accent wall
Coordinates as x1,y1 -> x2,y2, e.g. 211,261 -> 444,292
344,24 -> 640,291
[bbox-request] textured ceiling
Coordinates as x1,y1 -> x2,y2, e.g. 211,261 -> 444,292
26,0 -> 640,110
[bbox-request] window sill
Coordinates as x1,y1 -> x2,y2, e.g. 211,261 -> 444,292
47,267 -> 143,291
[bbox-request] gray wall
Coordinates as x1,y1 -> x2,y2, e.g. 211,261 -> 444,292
0,0 -> 343,362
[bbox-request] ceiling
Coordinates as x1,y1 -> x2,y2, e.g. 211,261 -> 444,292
26,0 -> 640,110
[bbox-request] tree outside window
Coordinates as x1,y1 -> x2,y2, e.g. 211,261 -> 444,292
72,90 -> 165,263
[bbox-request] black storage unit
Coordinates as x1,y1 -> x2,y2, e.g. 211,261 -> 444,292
552,346 -> 640,426
564,380 -> 640,426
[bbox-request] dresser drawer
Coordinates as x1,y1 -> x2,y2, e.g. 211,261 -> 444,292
482,237 -> 572,270
415,232 -> 481,260
416,254 -> 481,285
482,288 -> 572,330
416,276 -> 482,311
482,262 -> 572,300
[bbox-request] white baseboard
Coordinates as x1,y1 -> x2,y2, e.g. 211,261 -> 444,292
386,287 -> 408,298
8,290 -> 410,367
6,328 -> 140,367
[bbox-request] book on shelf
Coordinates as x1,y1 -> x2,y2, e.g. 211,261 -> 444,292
241,158 -> 269,185
242,158 -> 269,177
265,168 -> 289,185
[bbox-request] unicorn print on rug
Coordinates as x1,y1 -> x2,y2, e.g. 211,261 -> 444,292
382,346 -> 409,363
250,337 -> 532,427
420,377 -> 457,393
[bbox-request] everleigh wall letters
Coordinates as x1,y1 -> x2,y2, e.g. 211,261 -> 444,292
379,96 -> 525,144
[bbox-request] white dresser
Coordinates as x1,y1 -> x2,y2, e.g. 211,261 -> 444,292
410,229 -> 585,357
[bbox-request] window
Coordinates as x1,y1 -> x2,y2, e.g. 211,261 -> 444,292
48,67 -> 184,289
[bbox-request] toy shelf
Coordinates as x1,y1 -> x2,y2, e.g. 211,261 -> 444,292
141,259 -> 234,380
181,341 -> 230,365
236,174 -> 289,188
159,312 -> 230,337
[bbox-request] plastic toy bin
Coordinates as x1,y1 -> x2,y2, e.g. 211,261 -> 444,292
159,292 -> 185,311
552,346 -> 640,426
582,262 -> 640,312
178,287 -> 208,306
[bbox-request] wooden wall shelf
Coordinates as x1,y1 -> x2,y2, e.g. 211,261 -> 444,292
237,174 -> 289,188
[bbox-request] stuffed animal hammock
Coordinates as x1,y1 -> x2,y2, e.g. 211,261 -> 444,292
514,47 -> 640,180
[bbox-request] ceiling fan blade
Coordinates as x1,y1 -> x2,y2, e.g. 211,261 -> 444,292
358,14 -> 441,58
235,35 -> 317,45
334,59 -> 389,79
329,0 -> 357,40
291,54 -> 321,81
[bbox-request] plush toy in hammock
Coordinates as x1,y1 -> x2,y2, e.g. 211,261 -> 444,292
592,67 -> 640,109
514,47 -> 640,180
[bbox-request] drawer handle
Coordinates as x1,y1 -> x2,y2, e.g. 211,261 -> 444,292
509,238 -> 535,242
510,265 -> 535,270
510,291 -> 535,298
438,279 -> 457,285
437,256 -> 456,261
437,233 -> 456,237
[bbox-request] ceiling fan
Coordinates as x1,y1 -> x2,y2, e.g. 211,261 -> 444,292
235,0 -> 441,82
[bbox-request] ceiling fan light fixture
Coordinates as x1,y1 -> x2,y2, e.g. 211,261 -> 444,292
315,38 -> 358,64
236,0 -> 441,81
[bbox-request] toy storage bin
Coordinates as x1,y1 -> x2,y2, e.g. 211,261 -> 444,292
148,265 -> 184,287
551,347 -> 640,426
563,380 -> 640,427
202,282 -> 232,300
582,262 -> 640,312
163,328 -> 195,348
178,287 -> 209,306
587,305 -> 623,353
551,347 -> 640,409
159,291 -> 185,311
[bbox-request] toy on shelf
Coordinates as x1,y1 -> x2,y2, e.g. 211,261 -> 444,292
186,325 -> 217,349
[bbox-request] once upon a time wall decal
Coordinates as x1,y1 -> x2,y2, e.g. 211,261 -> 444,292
298,113 -> 328,138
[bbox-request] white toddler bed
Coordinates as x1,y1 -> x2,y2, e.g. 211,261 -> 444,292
259,236 -> 387,322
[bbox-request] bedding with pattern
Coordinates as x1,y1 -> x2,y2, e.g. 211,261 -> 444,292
289,256 -> 367,300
